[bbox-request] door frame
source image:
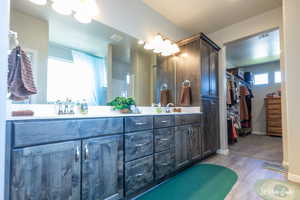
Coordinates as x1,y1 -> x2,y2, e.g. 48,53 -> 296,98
217,26 -> 288,168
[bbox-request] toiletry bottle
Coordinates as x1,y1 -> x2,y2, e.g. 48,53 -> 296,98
80,99 -> 88,114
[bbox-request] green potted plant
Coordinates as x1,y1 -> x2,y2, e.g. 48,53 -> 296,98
107,97 -> 136,114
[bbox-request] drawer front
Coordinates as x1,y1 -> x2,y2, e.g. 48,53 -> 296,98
125,130 -> 153,162
14,120 -> 80,147
154,128 -> 175,153
266,104 -> 281,110
78,117 -> 123,137
154,115 -> 175,128
266,98 -> 281,105
268,121 -> 282,127
267,109 -> 282,115
175,114 -> 201,126
267,114 -> 282,120
155,150 -> 175,180
268,127 -> 282,133
125,156 -> 154,196
125,116 -> 153,132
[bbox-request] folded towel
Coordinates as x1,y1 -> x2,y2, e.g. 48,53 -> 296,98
12,110 -> 34,117
179,86 -> 192,106
160,89 -> 170,106
8,46 -> 37,101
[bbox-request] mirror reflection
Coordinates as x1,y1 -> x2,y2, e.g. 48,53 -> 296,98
9,0 -> 156,106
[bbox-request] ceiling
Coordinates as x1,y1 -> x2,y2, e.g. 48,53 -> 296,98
11,0 -> 147,62
142,0 -> 282,34
226,29 -> 280,68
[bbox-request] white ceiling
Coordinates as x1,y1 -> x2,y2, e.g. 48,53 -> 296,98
142,0 -> 282,34
226,29 -> 280,68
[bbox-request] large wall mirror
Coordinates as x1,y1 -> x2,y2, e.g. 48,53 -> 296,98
9,0 -> 157,106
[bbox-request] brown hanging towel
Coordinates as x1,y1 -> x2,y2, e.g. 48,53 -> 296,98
160,89 -> 170,106
240,85 -> 250,121
179,85 -> 192,106
8,46 -> 37,101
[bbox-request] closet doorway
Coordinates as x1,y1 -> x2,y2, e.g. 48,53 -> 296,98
225,28 -> 283,164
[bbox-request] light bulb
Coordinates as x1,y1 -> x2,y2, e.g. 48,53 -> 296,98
52,1 -> 72,15
144,42 -> 154,50
74,12 -> 92,23
72,0 -> 99,17
29,0 -> 47,5
138,40 -> 145,45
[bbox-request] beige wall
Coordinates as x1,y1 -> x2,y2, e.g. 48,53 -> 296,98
283,0 -> 300,182
207,7 -> 288,164
10,9 -> 49,104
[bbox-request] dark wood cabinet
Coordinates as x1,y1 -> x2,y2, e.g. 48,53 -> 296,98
201,39 -> 219,98
174,125 -> 190,169
82,135 -> 124,200
11,141 -> 81,200
202,99 -> 220,157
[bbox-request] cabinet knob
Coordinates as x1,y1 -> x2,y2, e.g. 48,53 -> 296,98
75,146 -> 80,162
84,144 -> 89,161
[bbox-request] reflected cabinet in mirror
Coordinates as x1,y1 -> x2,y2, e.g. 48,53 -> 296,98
9,0 -> 156,106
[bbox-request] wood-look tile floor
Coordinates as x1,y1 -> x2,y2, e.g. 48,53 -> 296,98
229,134 -> 283,163
203,154 -> 287,200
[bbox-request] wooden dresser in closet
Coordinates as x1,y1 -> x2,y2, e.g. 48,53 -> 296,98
265,97 -> 282,136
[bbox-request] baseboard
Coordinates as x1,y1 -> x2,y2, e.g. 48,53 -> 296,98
252,131 -> 267,135
288,172 -> 300,183
217,148 -> 229,156
282,161 -> 289,169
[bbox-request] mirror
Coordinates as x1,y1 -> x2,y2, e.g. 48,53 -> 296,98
9,0 -> 157,106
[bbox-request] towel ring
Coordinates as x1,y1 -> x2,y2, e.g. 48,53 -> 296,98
160,83 -> 168,91
182,80 -> 191,87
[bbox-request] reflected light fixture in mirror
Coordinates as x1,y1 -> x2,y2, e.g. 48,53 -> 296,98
26,0 -> 99,24
144,34 -> 180,56
29,0 -> 47,5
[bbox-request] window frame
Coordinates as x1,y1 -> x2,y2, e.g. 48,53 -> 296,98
254,73 -> 269,85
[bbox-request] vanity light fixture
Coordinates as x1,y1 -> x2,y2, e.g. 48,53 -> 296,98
144,34 -> 180,56
26,0 -> 99,24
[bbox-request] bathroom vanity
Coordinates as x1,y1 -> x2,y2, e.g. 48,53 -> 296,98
6,112 -> 219,200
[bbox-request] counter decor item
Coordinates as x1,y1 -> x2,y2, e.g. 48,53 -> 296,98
107,97 -> 136,114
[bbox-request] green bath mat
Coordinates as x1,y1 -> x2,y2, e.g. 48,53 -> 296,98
255,179 -> 300,200
136,164 -> 238,200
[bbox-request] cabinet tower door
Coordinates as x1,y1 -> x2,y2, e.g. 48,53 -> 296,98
174,125 -> 190,169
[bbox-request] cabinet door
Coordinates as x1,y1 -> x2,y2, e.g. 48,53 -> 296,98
209,49 -> 219,97
200,39 -> 211,97
202,99 -> 212,157
174,125 -> 191,169
209,100 -> 220,152
11,141 -> 81,200
82,135 -> 123,200
190,124 -> 202,161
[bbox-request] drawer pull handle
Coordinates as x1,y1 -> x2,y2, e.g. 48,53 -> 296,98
135,173 -> 144,177
75,146 -> 80,162
160,162 -> 170,166
84,144 -> 89,161
135,122 -> 147,126
159,138 -> 169,141
161,120 -> 168,123
135,143 -> 147,147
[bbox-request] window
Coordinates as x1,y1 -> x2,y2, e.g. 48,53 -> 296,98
275,71 -> 282,83
254,73 -> 269,85
47,50 -> 107,105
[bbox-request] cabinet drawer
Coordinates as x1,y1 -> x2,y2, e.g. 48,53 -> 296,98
78,117 -> 123,137
266,104 -> 281,110
155,150 -> 175,180
154,115 -> 175,128
267,109 -> 282,115
154,128 -> 175,152
125,156 -> 154,196
268,127 -> 282,133
175,114 -> 201,126
268,121 -> 282,127
125,116 -> 153,132
267,114 -> 282,120
125,130 -> 153,162
13,120 -> 80,147
265,98 -> 281,104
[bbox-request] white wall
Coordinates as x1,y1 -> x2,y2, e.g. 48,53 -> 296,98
283,0 -> 300,183
207,7 -> 288,162
94,0 -> 190,42
242,61 -> 281,135
0,0 -> 9,199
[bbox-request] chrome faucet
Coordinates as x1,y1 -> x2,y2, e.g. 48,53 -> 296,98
165,103 -> 175,113
56,99 -> 75,115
